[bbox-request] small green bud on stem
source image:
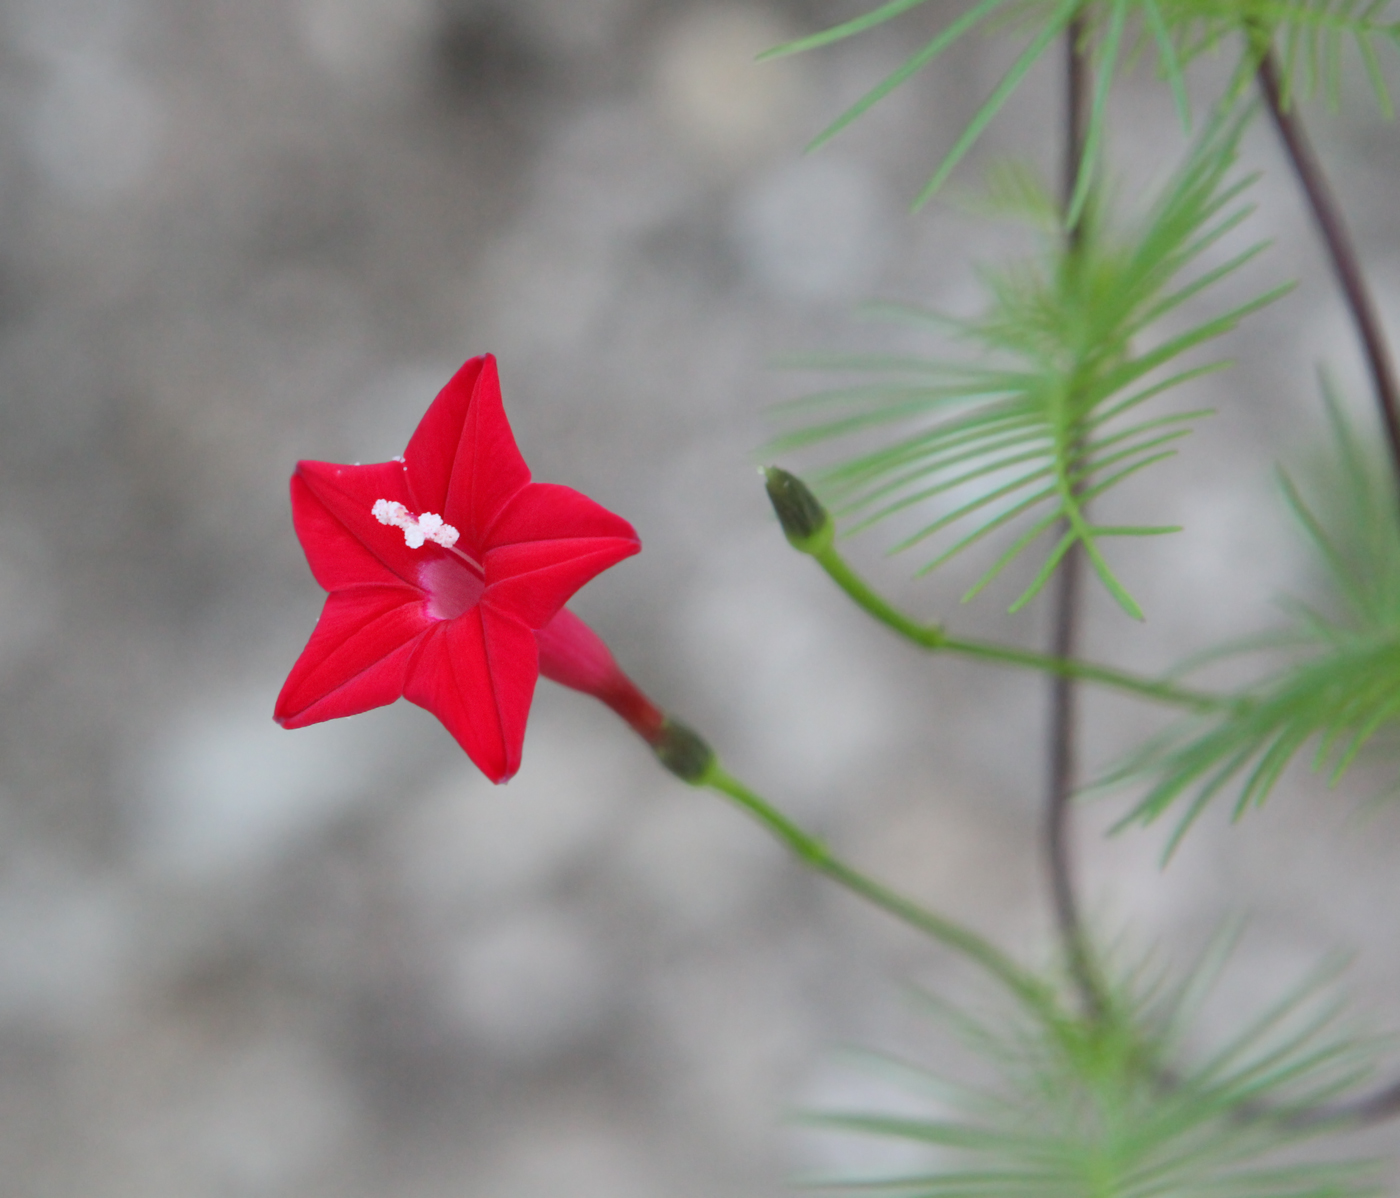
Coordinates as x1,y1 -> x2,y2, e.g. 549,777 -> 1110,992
651,719 -> 715,784
763,467 -> 833,555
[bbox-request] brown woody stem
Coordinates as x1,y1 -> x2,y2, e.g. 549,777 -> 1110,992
1258,50 -> 1400,488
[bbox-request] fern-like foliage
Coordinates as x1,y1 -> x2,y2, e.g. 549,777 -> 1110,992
1170,0 -> 1400,116
803,943 -> 1381,1198
770,110 -> 1284,618
762,0 -> 1400,211
1114,388 -> 1400,842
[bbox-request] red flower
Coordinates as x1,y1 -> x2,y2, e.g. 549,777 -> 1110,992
275,355 -> 640,782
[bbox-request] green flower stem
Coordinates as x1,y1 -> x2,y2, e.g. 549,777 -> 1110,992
811,541 -> 1222,712
699,761 -> 1055,1015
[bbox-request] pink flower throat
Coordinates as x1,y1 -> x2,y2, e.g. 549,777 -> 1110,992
373,498 -> 486,619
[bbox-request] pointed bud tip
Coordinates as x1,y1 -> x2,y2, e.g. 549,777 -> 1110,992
763,467 -> 832,554
652,719 -> 715,784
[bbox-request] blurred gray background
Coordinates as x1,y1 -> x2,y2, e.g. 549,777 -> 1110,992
5,0 -> 1400,1193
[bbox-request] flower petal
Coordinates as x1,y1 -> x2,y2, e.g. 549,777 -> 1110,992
478,481 -> 640,627
483,481 -> 639,550
485,538 -> 640,629
402,355 -> 488,514
275,585 -> 431,727
293,459 -> 427,590
441,356 -> 532,547
403,606 -> 538,783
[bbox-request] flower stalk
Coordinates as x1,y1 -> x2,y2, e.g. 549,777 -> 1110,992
538,597 -> 1053,1013
763,468 -> 1223,712
700,763 -> 1053,1014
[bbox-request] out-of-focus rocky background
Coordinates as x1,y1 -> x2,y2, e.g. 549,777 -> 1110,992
3,0 -> 1400,1193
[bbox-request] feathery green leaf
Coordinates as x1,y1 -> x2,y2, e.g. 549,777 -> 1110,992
771,107 -> 1275,616
763,0 -> 1400,208
800,944 -> 1382,1198
1111,383 -> 1400,841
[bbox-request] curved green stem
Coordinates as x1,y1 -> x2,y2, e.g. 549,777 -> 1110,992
813,541 -> 945,646
812,541 -> 1224,712
700,763 -> 1055,1015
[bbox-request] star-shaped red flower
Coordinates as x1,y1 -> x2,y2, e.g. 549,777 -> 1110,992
275,355 -> 640,782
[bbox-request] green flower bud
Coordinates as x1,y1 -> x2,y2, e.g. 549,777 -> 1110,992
652,719 -> 715,784
763,467 -> 833,554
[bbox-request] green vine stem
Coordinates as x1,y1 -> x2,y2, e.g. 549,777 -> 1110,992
814,538 -> 1223,710
707,767 -> 1050,1009
763,466 -> 1224,711
648,718 -> 1055,1015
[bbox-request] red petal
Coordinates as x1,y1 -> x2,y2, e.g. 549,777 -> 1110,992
403,607 -> 538,783
484,481 -> 638,550
275,585 -> 431,727
293,460 -> 428,590
402,356 -> 487,514
478,482 -> 640,627
442,356 -> 532,547
485,538 -> 640,629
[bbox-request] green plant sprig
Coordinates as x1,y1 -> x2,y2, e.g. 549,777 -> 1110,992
761,0 -> 1400,210
1110,390 -> 1400,847
800,941 -> 1383,1198
770,108 -> 1284,619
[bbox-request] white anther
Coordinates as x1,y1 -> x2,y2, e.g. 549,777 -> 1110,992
372,499 -> 409,527
372,499 -> 460,550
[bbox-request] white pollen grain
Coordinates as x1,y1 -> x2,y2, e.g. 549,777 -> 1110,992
372,499 -> 461,551
372,499 -> 408,527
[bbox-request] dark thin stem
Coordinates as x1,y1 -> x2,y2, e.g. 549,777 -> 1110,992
1254,50 -> 1400,1130
1046,542 -> 1107,1019
1047,543 -> 1103,1014
1285,1079 -> 1400,1130
1046,18 -> 1106,1021
1257,51 -> 1400,488
1064,18 -> 1090,248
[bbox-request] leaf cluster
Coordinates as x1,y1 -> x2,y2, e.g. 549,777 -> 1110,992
764,0 -> 1400,211
1113,390 -> 1400,842
803,942 -> 1381,1198
771,110 -> 1282,617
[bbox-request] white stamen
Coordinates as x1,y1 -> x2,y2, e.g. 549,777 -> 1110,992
372,499 -> 461,550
